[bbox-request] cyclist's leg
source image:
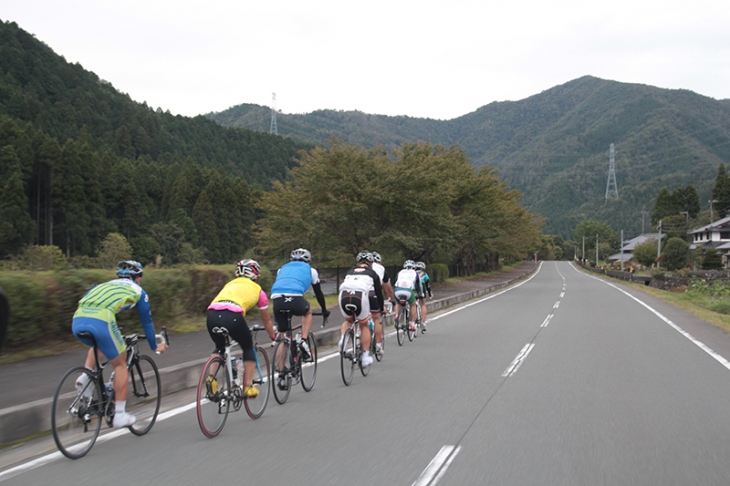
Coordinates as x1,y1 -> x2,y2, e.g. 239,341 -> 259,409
272,297 -> 293,369
368,292 -> 383,345
224,314 -> 255,389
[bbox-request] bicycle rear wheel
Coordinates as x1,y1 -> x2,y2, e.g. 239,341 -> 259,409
127,355 -> 161,436
300,335 -> 317,392
340,329 -> 355,386
396,309 -> 406,346
244,346 -> 270,419
359,339 -> 371,377
52,366 -> 102,459
272,339 -> 292,404
407,308 -> 416,342
196,355 -> 231,438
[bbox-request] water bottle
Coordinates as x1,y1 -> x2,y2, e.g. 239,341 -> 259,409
106,371 -> 115,395
236,359 -> 243,386
368,318 -> 374,334
230,357 -> 238,381
295,331 -> 301,344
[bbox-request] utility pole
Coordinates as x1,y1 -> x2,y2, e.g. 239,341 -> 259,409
605,143 -> 618,203
620,230 -> 624,272
270,92 -> 278,135
582,235 -> 585,262
657,220 -> 662,267
641,208 -> 649,235
596,234 -> 599,266
710,200 -> 718,223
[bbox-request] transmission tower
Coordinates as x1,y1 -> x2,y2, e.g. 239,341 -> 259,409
269,92 -> 278,135
605,143 -> 618,203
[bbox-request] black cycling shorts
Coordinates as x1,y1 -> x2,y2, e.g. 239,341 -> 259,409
273,295 -> 311,332
206,309 -> 255,361
368,291 -> 381,315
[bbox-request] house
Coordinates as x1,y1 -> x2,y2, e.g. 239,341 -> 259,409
688,215 -> 730,266
607,233 -> 665,263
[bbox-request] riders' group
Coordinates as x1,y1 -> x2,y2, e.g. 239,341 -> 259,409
70,249 -> 431,428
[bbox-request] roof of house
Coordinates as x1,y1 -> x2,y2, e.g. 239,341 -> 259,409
619,233 -> 665,251
688,215 -> 730,235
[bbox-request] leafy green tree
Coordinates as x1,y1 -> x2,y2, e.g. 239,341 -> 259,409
712,164 -> 730,219
660,237 -> 689,271
97,233 -> 133,269
192,190 -> 219,262
702,249 -> 723,270
17,245 -> 66,270
573,219 -> 619,259
0,165 -> 34,256
632,239 -> 658,267
652,188 -> 677,225
149,222 -> 184,264
130,236 -> 159,265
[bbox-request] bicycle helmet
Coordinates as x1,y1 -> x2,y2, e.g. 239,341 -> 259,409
416,261 -> 426,271
403,260 -> 416,270
357,251 -> 374,265
290,248 -> 311,263
372,252 -> 382,264
116,260 -> 144,279
235,259 -> 261,281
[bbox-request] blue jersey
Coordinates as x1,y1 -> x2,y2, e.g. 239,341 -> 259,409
270,261 -> 319,296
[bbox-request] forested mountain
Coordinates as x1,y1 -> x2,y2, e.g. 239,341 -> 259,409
0,20 -> 307,263
210,78 -> 730,238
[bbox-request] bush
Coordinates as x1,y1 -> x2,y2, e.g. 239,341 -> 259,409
660,237 -> 690,271
633,239 -> 658,267
427,263 -> 449,283
97,233 -> 132,269
702,249 -> 723,270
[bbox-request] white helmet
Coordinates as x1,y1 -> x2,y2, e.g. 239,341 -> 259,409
290,248 -> 311,263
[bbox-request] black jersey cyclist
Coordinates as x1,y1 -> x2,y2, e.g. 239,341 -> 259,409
415,261 -> 433,332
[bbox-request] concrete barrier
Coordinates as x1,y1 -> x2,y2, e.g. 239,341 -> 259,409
0,266 -> 535,445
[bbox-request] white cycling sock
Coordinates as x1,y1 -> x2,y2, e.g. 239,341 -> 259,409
115,400 -> 126,414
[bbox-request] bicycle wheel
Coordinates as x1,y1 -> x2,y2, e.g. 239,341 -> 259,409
244,346 -> 270,419
340,329 -> 355,386
272,339 -> 292,404
407,308 -> 416,342
127,355 -> 161,436
300,334 -> 317,392
396,310 -> 405,346
196,355 -> 231,438
414,306 -> 422,339
359,338 -> 371,377
52,366 -> 102,459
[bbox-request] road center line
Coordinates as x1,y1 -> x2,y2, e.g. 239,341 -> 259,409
541,314 -> 553,328
502,343 -> 535,377
412,445 -> 462,486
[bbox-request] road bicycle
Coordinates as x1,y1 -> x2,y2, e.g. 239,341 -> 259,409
339,304 -> 371,386
271,311 -> 326,404
196,324 -> 271,438
394,296 -> 417,345
51,327 -> 168,459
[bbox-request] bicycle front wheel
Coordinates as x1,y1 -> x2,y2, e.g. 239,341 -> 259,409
340,329 -> 355,386
52,366 -> 102,459
300,335 -> 317,392
244,346 -> 270,419
127,355 -> 161,436
272,340 -> 292,404
196,355 -> 230,438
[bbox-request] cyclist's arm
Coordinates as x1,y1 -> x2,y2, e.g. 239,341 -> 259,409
311,281 -> 327,312
424,276 -> 432,298
135,290 -> 157,351
257,290 -> 277,340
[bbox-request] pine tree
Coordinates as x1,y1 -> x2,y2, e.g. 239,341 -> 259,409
712,164 -> 730,219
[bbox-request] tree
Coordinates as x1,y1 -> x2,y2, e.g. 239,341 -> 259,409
702,249 -> 723,270
652,188 -> 676,225
632,239 -> 658,267
573,219 -> 619,259
712,164 -> 730,219
660,237 -> 689,271
0,165 -> 34,257
97,233 -> 133,269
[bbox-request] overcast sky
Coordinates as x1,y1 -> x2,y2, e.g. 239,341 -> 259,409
3,1 -> 729,120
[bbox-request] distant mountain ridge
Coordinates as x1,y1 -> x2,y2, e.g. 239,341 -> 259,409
208,77 -> 730,238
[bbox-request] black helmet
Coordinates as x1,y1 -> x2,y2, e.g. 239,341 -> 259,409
357,251 -> 374,265
116,260 -> 144,279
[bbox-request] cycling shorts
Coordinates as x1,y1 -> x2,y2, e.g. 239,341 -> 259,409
368,290 -> 381,315
273,295 -> 311,333
339,289 -> 370,321
206,309 -> 255,361
72,307 -> 126,360
394,287 -> 416,305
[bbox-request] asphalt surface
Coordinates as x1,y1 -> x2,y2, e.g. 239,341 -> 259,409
6,261 -> 730,485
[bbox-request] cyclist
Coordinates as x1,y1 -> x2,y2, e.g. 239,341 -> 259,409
370,251 -> 395,355
415,261 -> 433,332
270,248 -> 330,386
72,260 -> 168,428
393,260 -> 423,332
206,259 -> 277,398
338,251 -> 384,367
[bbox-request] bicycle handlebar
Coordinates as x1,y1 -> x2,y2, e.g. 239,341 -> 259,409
312,311 -> 329,328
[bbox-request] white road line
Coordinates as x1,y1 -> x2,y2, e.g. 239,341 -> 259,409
571,263 -> 730,372
560,292 -> 565,298
502,343 -> 535,377
412,445 -> 462,486
553,301 -> 560,309
541,314 -> 553,328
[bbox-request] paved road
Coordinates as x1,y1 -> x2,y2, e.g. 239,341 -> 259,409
7,261 -> 730,485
